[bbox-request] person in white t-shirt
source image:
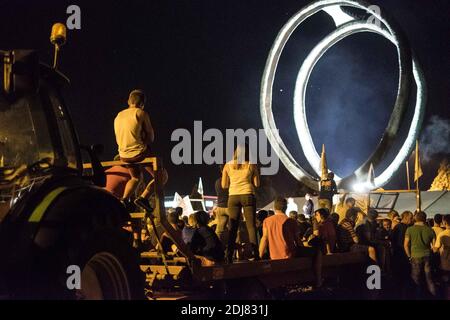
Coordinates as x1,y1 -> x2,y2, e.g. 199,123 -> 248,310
221,144 -> 260,263
114,89 -> 159,211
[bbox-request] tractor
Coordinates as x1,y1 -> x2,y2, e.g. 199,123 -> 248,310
0,23 -> 144,299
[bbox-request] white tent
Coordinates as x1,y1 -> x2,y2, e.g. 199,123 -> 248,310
261,191 -> 449,217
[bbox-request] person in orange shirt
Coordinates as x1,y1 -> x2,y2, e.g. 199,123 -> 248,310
259,196 -> 323,287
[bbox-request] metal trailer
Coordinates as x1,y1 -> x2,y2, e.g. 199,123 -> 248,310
88,158 -> 370,300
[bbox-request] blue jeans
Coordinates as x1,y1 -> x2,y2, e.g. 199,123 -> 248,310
411,256 -> 436,298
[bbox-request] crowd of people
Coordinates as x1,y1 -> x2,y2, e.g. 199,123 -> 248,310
109,89 -> 449,299
146,193 -> 449,299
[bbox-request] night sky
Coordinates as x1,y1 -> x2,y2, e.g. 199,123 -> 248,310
1,0 -> 449,197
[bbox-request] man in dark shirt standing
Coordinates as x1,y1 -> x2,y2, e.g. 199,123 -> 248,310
392,211 -> 413,251
356,209 -> 379,247
392,210 -> 414,295
357,209 -> 390,271
214,165 -> 229,245
318,172 -> 337,212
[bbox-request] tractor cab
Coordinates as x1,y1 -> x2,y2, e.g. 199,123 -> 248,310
0,50 -> 82,222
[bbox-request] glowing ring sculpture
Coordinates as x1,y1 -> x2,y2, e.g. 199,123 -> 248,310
260,0 -> 425,190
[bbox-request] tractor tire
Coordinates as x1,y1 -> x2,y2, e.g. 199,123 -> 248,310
26,227 -> 145,300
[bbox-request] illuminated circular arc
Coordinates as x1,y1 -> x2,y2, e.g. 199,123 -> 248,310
260,0 -> 425,190
293,21 -> 424,188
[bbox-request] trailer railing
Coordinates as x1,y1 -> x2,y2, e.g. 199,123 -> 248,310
83,157 -> 195,265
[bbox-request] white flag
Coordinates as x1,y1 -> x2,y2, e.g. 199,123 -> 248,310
173,192 -> 183,208
367,163 -> 375,188
198,177 -> 204,195
181,196 -> 194,216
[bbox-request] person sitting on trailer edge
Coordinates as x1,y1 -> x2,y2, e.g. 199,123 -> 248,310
104,154 -> 131,199
174,206 -> 185,230
160,210 -> 183,253
182,214 -> 197,245
256,210 -> 269,259
190,211 -> 224,264
114,89 -> 157,212
256,210 -> 269,240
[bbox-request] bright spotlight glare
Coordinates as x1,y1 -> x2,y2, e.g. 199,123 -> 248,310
353,182 -> 376,193
286,197 -> 298,213
353,182 -> 368,193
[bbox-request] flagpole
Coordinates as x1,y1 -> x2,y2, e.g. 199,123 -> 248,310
414,140 -> 422,212
416,177 -> 421,212
367,192 -> 370,214
406,161 -> 411,190
321,144 -> 328,180
367,163 -> 375,214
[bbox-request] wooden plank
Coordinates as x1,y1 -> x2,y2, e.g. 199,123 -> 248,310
141,265 -> 186,275
83,157 -> 158,171
192,251 -> 367,282
141,251 -> 188,264
130,212 -> 145,219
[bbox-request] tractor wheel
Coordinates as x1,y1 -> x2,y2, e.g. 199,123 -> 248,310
28,228 -> 145,300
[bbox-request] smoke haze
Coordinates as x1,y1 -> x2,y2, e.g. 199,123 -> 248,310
420,115 -> 450,162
